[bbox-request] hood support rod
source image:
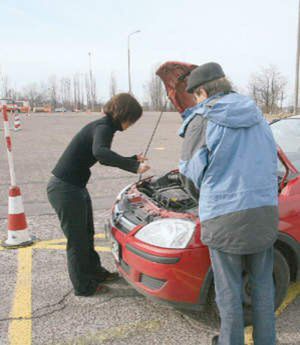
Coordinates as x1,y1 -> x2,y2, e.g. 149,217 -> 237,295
138,98 -> 168,181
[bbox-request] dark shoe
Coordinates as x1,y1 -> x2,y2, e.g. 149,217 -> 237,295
93,284 -> 109,295
102,271 -> 120,283
94,268 -> 120,283
212,335 -> 219,345
74,284 -> 109,297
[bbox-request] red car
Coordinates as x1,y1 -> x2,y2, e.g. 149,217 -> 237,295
106,62 -> 300,324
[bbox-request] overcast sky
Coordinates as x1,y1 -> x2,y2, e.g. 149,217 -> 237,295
0,0 -> 298,103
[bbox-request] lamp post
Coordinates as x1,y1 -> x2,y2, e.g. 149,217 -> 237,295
88,52 -> 94,111
128,30 -> 141,94
295,0 -> 300,114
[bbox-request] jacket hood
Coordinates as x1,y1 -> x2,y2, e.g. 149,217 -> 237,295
179,92 -> 262,137
205,93 -> 262,128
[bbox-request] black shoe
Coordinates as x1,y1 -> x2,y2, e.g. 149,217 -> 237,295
74,283 -> 109,297
212,335 -> 219,345
93,284 -> 110,295
94,268 -> 120,283
102,271 -> 120,283
94,267 -> 120,283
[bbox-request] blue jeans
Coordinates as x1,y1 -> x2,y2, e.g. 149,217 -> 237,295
209,246 -> 276,345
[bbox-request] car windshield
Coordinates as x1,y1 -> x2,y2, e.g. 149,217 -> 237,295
271,118 -> 300,172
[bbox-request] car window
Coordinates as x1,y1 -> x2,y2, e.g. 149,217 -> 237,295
271,119 -> 300,172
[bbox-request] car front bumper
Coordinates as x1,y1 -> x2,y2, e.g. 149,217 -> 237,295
106,219 -> 211,310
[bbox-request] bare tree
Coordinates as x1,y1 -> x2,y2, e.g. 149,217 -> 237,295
60,77 -> 72,109
48,75 -> 58,109
145,66 -> 166,111
91,76 -> 97,110
22,83 -> 48,107
0,75 -> 10,98
85,73 -> 91,109
109,72 -> 117,97
248,65 -> 287,114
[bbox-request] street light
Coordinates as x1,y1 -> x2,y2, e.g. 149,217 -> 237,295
295,0 -> 300,114
88,52 -> 94,111
128,30 -> 141,94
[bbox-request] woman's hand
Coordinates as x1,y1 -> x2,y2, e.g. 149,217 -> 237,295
136,153 -> 148,163
138,163 -> 150,174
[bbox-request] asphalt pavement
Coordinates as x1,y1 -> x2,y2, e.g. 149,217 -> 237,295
0,112 -> 299,345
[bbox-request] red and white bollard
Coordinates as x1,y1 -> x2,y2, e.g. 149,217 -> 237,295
1,105 -> 34,248
13,111 -> 21,131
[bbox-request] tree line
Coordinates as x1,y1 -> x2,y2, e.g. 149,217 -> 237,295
0,65 -> 290,114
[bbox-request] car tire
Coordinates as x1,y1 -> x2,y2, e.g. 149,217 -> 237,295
209,249 -> 290,327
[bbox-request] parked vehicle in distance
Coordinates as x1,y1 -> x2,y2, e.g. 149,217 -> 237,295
54,107 -> 67,113
33,106 -> 51,113
15,100 -> 30,113
106,61 -> 300,326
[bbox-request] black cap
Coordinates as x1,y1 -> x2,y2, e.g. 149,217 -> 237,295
186,62 -> 225,93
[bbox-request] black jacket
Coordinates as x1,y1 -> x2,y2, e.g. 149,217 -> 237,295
52,115 -> 139,187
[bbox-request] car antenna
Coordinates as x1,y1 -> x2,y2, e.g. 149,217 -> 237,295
138,97 -> 168,182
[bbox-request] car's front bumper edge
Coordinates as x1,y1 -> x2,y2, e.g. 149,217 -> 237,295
126,244 -> 180,264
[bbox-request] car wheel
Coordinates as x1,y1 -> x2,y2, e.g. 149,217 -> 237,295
209,249 -> 290,327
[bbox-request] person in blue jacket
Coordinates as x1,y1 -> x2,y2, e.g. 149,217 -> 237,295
180,62 -> 278,345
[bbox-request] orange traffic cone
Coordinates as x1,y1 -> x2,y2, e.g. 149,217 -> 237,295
2,186 -> 34,248
14,112 -> 21,131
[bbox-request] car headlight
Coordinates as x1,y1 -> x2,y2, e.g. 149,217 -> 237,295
135,218 -> 195,249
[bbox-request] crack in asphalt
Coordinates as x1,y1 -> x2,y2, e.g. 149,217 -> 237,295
0,287 -> 143,322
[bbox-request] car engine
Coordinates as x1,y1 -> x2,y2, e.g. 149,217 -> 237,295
137,171 -> 198,212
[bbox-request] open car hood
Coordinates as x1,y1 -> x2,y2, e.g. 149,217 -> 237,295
156,61 -> 198,113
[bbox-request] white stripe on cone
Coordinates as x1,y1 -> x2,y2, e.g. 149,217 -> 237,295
14,114 -> 21,131
4,121 -> 10,137
8,195 -> 24,214
6,230 -> 31,245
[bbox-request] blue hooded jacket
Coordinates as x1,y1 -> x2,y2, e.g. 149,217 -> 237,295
179,92 -> 279,254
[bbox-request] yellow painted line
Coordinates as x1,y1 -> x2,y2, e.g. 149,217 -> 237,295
59,319 -> 161,344
33,242 -> 111,252
154,147 -> 165,150
245,282 -> 300,344
39,238 -> 66,244
275,282 -> 300,316
33,244 -> 67,250
245,326 -> 254,345
8,248 -> 32,345
95,246 -> 111,252
94,233 -> 105,239
32,233 -> 105,247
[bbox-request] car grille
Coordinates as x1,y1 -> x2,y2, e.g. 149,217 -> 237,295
119,260 -> 165,290
140,274 -> 166,290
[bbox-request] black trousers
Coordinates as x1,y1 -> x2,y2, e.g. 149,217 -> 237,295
47,176 -> 106,296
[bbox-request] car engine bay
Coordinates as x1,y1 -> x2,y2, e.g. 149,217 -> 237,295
137,171 -> 198,212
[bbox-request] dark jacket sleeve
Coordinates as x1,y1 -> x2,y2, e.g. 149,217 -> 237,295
92,125 -> 140,174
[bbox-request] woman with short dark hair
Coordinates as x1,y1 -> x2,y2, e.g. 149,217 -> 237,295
47,93 -> 150,296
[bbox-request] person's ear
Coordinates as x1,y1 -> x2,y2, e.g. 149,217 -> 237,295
200,88 -> 208,99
